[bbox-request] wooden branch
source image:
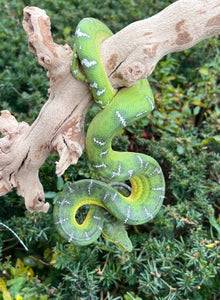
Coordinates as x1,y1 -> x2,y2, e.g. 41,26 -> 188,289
0,1 -> 219,213
101,0 -> 220,88
0,7 -> 93,212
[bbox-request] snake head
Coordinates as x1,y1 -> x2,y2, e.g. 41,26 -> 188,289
102,215 -> 133,252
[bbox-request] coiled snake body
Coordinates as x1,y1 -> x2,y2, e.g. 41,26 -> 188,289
53,18 -> 165,251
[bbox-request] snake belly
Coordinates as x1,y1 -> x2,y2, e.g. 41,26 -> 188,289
53,18 -> 165,251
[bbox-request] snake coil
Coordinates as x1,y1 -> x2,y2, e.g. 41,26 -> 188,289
53,18 -> 165,251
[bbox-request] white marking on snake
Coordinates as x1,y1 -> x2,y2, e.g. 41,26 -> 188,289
96,87 -> 106,96
81,58 -> 97,68
75,28 -> 91,38
137,155 -> 143,168
97,225 -> 102,231
116,111 -> 127,127
95,100 -> 103,105
93,216 -> 101,220
101,100 -> 110,108
146,95 -> 155,110
88,180 -> 93,196
149,167 -> 162,177
72,69 -> 78,75
85,231 -> 90,240
152,187 -> 165,191
112,192 -> 118,202
144,162 -> 150,171
68,186 -> 75,194
124,206 -> 131,224
93,137 -> 106,146
60,198 -> 71,206
136,110 -> 147,118
93,163 -> 107,169
68,233 -> 75,242
144,207 -> 153,219
100,149 -> 109,158
90,81 -> 98,89
103,192 -> 110,202
128,169 -> 134,179
55,218 -> 69,225
84,18 -> 95,23
111,163 -> 121,178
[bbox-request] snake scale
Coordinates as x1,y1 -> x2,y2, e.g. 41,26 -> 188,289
53,18 -> 165,251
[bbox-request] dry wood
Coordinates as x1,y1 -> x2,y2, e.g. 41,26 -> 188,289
101,0 -> 220,87
0,0 -> 219,212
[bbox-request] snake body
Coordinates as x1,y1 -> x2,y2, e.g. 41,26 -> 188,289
53,18 -> 165,251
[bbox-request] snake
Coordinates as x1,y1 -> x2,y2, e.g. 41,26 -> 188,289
53,18 -> 165,251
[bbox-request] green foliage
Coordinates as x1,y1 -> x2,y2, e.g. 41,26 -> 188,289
0,0 -> 220,299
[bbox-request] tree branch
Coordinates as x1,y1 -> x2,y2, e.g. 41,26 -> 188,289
101,0 -> 220,88
0,7 -> 93,212
0,0 -> 219,212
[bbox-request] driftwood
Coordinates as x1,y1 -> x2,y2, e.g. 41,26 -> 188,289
0,0 -> 219,213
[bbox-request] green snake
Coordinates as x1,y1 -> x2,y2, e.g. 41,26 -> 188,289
53,18 -> 165,251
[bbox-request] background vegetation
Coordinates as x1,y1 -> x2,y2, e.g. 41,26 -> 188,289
0,0 -> 219,299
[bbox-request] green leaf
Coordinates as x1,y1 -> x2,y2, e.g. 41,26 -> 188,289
209,216 -> 220,239
8,277 -> 25,298
177,145 -> 185,155
199,67 -> 209,76
193,106 -> 200,116
212,135 -> 220,142
201,135 -> 220,151
2,291 -> 13,300
63,26 -> 71,36
40,296 -> 49,300
124,291 -> 142,300
168,112 -> 182,119
44,191 -> 57,199
57,177 -> 64,191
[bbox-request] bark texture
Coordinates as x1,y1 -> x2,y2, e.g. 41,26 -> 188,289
0,0 -> 219,212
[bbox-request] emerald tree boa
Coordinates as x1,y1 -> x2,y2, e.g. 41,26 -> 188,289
53,18 -> 165,251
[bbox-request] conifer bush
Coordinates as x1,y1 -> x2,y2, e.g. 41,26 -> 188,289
0,0 -> 219,299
